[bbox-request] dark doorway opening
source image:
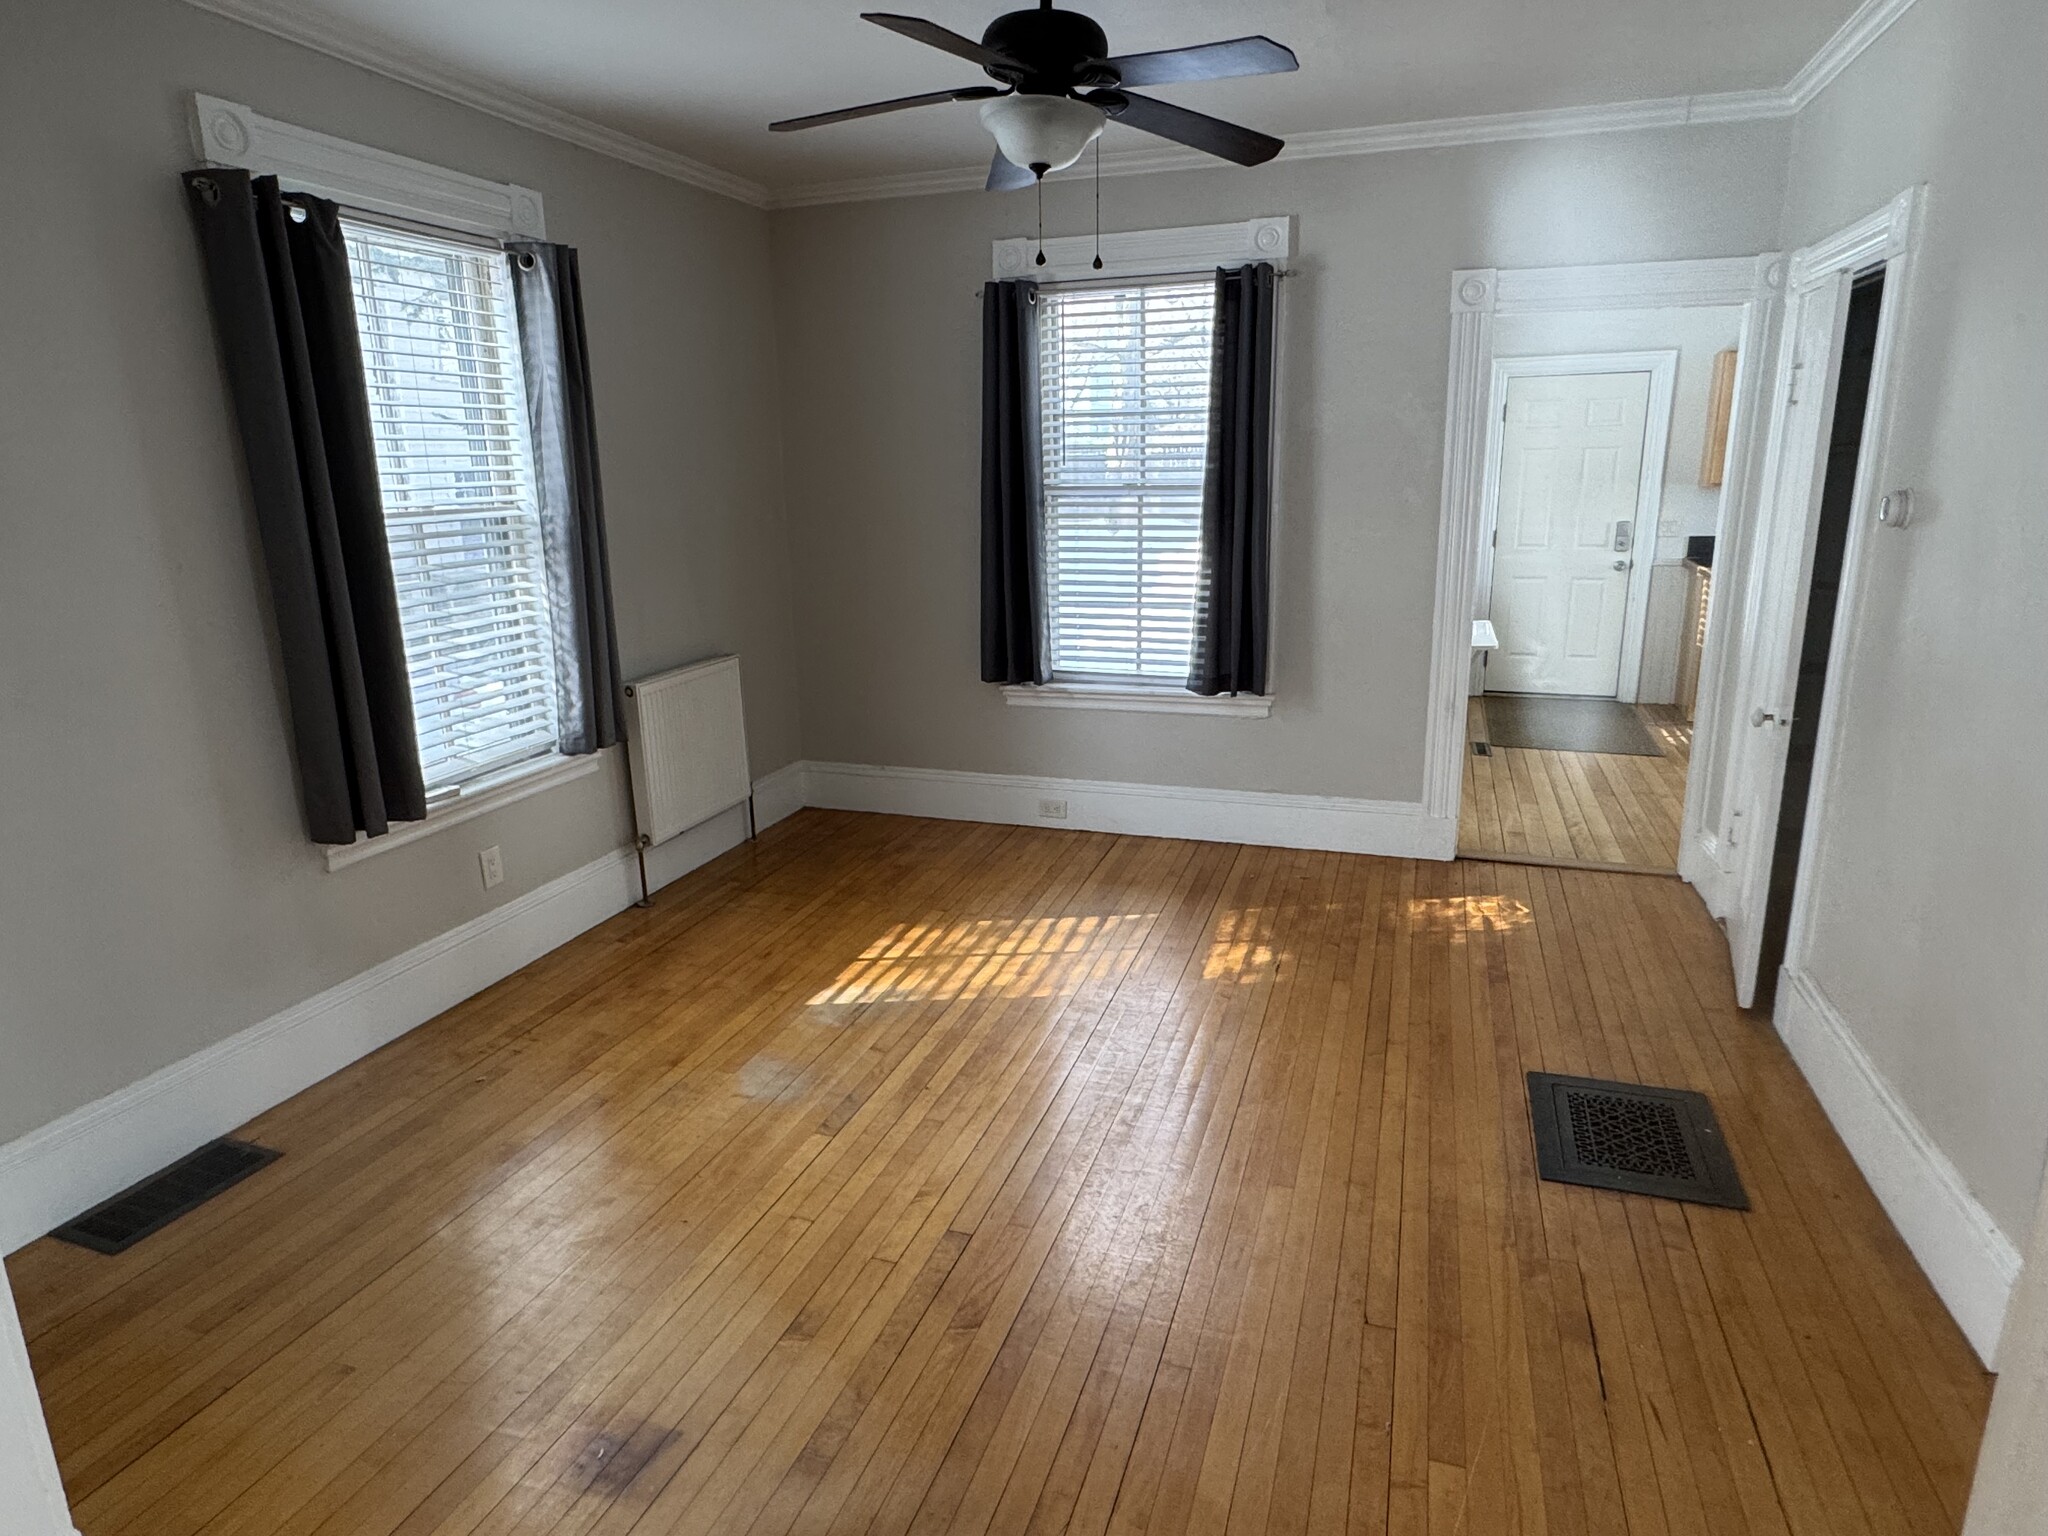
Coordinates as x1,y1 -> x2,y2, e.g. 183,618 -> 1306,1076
1754,268 -> 1885,1009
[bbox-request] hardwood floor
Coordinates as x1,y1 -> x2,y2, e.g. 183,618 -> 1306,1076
1460,700 -> 1694,872
12,811 -> 1989,1536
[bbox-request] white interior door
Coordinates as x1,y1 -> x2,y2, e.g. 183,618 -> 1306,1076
1486,371 -> 1651,695
1721,270 -> 1853,1006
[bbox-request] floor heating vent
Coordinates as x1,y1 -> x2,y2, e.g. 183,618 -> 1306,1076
51,1139 -> 281,1254
1471,740 -> 1493,756
1527,1073 -> 1747,1208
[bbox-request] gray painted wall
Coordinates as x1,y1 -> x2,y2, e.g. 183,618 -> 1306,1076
768,126 -> 1788,801
0,0 -> 802,1144
1777,0 -> 2048,1243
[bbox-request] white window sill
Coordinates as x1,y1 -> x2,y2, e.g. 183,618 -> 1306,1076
323,750 -> 607,871
1000,683 -> 1273,717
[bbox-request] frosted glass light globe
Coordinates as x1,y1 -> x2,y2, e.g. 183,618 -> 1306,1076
979,94 -> 1105,177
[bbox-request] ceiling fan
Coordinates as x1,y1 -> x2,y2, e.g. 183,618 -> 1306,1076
769,1 -> 1299,190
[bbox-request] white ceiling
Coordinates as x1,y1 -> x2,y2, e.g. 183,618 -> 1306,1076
219,0 -> 1866,197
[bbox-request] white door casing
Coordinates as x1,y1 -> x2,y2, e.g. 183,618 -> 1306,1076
1486,370 -> 1653,695
1715,188 -> 1921,1008
2,1261 -> 77,1536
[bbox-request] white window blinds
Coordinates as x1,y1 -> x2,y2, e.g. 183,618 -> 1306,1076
342,219 -> 561,792
1037,280 -> 1216,683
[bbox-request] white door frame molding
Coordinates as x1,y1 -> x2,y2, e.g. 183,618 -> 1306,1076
1474,350 -> 1679,702
1712,187 -> 1925,1002
1424,254 -> 1782,838
1,1263 -> 77,1536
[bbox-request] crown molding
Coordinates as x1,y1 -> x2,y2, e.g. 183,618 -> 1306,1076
1785,0 -> 1918,108
178,0 -> 771,207
182,0 -> 1914,214
765,90 -> 1800,208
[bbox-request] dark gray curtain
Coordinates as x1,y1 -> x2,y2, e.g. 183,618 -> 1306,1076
979,279 -> 1047,686
1188,262 -> 1278,697
507,242 -> 624,754
183,169 -> 425,843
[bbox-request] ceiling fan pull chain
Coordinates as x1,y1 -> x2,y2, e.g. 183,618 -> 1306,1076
1035,177 -> 1046,266
1092,137 -> 1103,270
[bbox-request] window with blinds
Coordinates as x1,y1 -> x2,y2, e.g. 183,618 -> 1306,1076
1037,280 -> 1216,684
342,219 -> 560,793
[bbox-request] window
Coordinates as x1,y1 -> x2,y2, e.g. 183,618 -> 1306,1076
342,219 -> 561,794
1037,280 -> 1215,684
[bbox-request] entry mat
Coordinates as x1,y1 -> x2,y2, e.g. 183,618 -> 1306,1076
1482,694 -> 1663,756
1527,1073 -> 1748,1208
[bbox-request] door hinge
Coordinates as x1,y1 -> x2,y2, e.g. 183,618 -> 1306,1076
1787,360 -> 1805,405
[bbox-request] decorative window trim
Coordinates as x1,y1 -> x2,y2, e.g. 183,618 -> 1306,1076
995,217 -> 1291,706
191,94 -> 546,240
1000,682 -> 1272,717
324,751 -> 606,871
993,216 -> 1291,285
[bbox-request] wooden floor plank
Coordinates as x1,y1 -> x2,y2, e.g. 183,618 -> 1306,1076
10,812 -> 1990,1536
1459,700 -> 1694,870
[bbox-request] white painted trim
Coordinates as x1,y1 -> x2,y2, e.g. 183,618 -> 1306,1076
1775,969 -> 2020,1365
0,769 -> 794,1257
1001,683 -> 1273,717
324,751 -> 607,871
1493,257 -> 1765,314
192,94 -> 547,239
179,1 -> 770,208
802,761 -> 1454,860
1779,192 -> 1925,977
1678,254 -> 1788,908
1473,350 -> 1679,704
775,92 -> 1799,208
179,0 -> 1910,212
749,760 -> 810,830
1709,188 -> 1923,1001
0,1265 -> 76,1536
1784,0 -> 1920,109
993,217 -> 1291,283
1424,256 -> 1779,837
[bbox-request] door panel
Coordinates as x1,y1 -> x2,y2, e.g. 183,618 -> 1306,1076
1721,270 -> 1853,1006
1486,371 -> 1651,695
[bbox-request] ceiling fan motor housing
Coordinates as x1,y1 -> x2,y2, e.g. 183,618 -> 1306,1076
980,7 -> 1120,92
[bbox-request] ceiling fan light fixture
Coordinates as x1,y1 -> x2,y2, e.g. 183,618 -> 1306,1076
978,92 -> 1103,177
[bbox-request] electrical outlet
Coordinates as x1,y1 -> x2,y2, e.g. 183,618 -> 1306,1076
1038,798 -> 1068,821
479,845 -> 504,890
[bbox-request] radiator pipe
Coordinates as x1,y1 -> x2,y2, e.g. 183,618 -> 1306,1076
633,834 -> 654,909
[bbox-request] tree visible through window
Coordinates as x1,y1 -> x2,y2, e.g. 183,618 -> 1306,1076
343,220 -> 561,792
1037,281 -> 1215,683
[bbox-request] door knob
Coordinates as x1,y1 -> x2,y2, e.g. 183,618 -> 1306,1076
1612,559 -> 1630,571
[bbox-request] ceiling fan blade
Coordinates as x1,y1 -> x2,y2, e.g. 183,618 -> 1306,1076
770,85 -> 1002,132
861,13 -> 1019,72
1090,90 -> 1283,167
986,151 -> 1036,192
1104,36 -> 1299,88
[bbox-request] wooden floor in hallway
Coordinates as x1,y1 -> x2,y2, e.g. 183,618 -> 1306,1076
12,810 -> 1990,1536
1460,699 -> 1695,872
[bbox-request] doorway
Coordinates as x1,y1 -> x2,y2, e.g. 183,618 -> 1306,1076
1751,269 -> 1884,1007
1461,343 -> 1709,874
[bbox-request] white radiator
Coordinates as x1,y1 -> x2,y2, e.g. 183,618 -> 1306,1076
621,655 -> 751,847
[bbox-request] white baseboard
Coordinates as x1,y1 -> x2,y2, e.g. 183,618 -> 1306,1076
801,760 -> 1455,860
749,759 -> 809,831
1776,968 -> 2022,1365
0,776 -> 780,1257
